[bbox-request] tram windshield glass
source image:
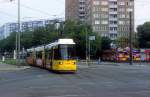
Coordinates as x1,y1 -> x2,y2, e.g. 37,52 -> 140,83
53,44 -> 75,60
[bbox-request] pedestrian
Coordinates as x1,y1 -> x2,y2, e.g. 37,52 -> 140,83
98,57 -> 101,64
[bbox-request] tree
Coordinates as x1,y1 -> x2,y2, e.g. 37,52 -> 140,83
0,20 -> 108,59
63,20 -> 101,59
20,31 -> 33,49
132,33 -> 139,48
0,32 -> 16,51
137,22 -> 150,48
101,37 -> 111,50
116,36 -> 129,48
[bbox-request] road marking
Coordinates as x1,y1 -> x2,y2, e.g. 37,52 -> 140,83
45,95 -> 83,97
28,86 -> 49,89
0,68 -> 20,71
0,66 -> 30,71
79,82 -> 95,85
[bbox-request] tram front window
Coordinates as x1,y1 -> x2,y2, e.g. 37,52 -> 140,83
59,45 -> 75,60
53,45 -> 75,60
60,45 -> 68,60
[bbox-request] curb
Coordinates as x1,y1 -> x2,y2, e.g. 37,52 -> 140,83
0,66 -> 31,71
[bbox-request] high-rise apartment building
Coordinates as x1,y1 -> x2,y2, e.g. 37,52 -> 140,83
0,19 -> 61,39
65,0 -> 86,22
65,0 -> 134,40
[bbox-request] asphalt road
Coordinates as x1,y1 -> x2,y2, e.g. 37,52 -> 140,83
0,63 -> 150,97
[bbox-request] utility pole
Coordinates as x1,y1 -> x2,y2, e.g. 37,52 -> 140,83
129,11 -> 133,65
15,26 -> 18,61
17,0 -> 21,65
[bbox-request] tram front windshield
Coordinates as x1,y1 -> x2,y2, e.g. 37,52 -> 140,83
54,44 -> 75,60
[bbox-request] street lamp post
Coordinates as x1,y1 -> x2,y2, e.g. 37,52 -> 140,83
89,36 -> 95,62
85,27 -> 88,65
88,37 -> 91,61
129,11 -> 133,65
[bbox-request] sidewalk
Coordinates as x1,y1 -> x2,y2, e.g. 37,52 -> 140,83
78,61 -> 150,68
0,62 -> 30,71
78,61 -> 118,66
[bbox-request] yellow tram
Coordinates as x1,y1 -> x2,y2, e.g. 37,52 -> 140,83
26,39 -> 77,72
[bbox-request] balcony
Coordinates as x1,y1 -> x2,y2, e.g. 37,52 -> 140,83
109,31 -> 117,34
109,17 -> 117,21
109,5 -> 117,8
109,0 -> 117,1
109,11 -> 117,14
109,24 -> 118,27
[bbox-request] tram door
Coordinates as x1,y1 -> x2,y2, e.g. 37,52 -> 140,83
36,51 -> 43,67
45,49 -> 53,69
26,52 -> 34,65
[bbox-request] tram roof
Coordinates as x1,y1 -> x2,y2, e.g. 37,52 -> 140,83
27,46 -> 45,52
57,39 -> 75,45
27,39 -> 75,52
34,46 -> 44,52
45,39 -> 75,49
27,48 -> 34,52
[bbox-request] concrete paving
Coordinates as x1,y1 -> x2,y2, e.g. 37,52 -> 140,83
0,62 -> 150,97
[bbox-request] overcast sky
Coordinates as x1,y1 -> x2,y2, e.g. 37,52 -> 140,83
0,0 -> 150,30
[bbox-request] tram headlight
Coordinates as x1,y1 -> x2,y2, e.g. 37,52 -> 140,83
59,62 -> 63,65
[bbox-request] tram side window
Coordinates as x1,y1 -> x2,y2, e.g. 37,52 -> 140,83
45,50 -> 52,60
68,46 -> 76,59
60,45 -> 68,60
27,52 -> 32,57
53,46 -> 61,60
36,52 -> 42,59
45,51 -> 49,60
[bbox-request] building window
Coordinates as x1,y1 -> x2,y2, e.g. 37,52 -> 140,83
127,8 -> 133,12
109,21 -> 117,25
110,33 -> 117,39
128,2 -> 134,6
119,14 -> 126,18
110,14 -> 117,18
110,27 -> 117,31
126,21 -> 130,25
126,14 -> 130,18
93,13 -> 100,18
109,1 -> 117,5
101,20 -> 108,25
93,0 -> 100,5
100,26 -> 107,31
109,8 -> 117,12
118,8 -> 125,12
119,1 -> 125,5
119,21 -> 125,25
101,1 -> 108,5
93,7 -> 100,12
95,20 -> 100,24
93,26 -> 99,31
101,8 -> 108,12
101,14 -> 108,18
